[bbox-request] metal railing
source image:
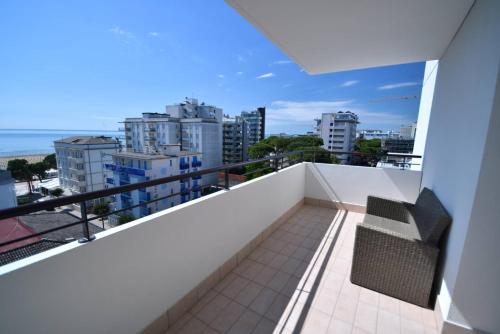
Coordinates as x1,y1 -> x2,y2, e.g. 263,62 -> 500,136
305,149 -> 421,170
0,149 -> 420,250
0,151 -> 304,249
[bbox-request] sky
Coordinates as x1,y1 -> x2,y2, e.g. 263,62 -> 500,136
0,0 -> 425,135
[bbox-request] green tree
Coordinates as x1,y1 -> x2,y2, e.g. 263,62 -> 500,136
352,139 -> 383,166
43,153 -> 57,169
265,136 -> 291,154
297,146 -> 338,163
245,135 -> 332,178
248,142 -> 274,159
93,202 -> 110,228
118,213 -> 135,225
49,188 -> 64,197
29,161 -> 48,181
7,159 -> 34,194
287,137 -> 323,151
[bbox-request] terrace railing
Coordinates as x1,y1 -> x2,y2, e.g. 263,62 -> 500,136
0,150 -> 420,251
0,152 -> 304,249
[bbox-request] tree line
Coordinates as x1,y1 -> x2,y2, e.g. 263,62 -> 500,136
244,136 -> 338,178
7,154 -> 57,194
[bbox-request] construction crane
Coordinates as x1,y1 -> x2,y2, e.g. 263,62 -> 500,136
369,95 -> 418,103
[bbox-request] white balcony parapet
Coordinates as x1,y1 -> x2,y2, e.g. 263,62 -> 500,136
0,162 -> 422,334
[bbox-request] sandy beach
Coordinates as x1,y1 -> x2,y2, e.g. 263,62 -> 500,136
0,154 -> 49,170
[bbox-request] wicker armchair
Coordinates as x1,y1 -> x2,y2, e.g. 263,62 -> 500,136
350,188 -> 451,307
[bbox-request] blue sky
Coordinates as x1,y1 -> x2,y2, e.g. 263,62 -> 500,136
0,0 -> 425,134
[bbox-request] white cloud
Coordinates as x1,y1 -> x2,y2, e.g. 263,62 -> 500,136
283,83 -> 293,88
236,71 -> 243,75
265,100 -> 415,134
256,72 -> 275,79
267,100 -> 352,123
149,32 -> 159,37
340,80 -> 359,87
217,74 -> 225,79
378,81 -> 420,90
273,60 -> 293,65
109,26 -> 134,39
237,54 -> 245,62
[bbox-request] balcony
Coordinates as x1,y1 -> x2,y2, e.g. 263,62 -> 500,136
0,162 -> 429,333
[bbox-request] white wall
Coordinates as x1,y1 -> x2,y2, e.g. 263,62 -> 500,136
305,163 -> 422,206
452,65 -> 500,334
412,60 -> 439,170
420,1 -> 500,332
0,163 -> 305,334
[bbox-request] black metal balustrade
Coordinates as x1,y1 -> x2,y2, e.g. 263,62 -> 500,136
0,150 -> 420,251
0,152 -> 304,249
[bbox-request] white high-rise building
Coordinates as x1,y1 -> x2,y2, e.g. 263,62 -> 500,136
318,111 -> 358,163
400,122 -> 417,139
123,98 -> 223,185
54,136 -> 120,195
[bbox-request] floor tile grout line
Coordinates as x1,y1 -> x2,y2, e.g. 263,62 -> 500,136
169,206 -> 343,334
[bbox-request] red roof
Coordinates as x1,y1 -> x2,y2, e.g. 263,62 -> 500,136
0,218 -> 41,253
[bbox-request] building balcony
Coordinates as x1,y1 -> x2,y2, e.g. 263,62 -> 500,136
68,167 -> 85,174
0,162 -> 434,334
67,156 -> 84,162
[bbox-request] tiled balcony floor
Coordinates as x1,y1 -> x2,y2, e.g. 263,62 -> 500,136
166,205 -> 439,334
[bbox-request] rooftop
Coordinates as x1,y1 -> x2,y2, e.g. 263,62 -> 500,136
18,211 -> 103,242
0,239 -> 65,266
54,136 -> 119,145
112,151 -> 200,160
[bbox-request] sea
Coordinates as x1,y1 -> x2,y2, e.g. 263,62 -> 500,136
0,129 -> 124,157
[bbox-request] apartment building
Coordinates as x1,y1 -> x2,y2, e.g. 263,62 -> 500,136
240,107 -> 265,145
105,145 -> 201,221
123,98 -> 222,185
318,111 -> 358,163
222,115 -> 249,164
400,121 -> 418,139
54,136 -> 120,194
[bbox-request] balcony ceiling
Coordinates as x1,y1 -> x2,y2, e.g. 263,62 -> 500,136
225,0 -> 474,74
